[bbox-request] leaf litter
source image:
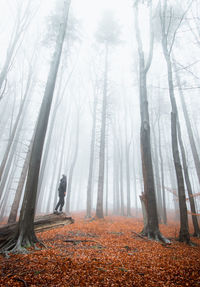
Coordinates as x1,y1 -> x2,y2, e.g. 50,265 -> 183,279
0,214 -> 200,286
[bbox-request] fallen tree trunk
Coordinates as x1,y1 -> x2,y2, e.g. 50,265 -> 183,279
0,213 -> 74,244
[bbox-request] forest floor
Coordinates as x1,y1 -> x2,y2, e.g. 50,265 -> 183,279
0,213 -> 200,287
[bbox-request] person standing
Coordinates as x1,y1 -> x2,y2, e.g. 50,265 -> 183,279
54,174 -> 67,214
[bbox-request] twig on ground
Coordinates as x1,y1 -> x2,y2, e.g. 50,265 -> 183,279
131,231 -> 149,241
14,277 -> 28,287
64,239 -> 97,244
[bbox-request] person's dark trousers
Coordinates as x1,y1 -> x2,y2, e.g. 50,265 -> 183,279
55,196 -> 65,212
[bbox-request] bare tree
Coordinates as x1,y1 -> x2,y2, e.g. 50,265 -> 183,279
133,0 -> 167,241
159,0 -> 191,243
65,106 -> 80,215
95,11 -> 121,219
86,85 -> 98,218
0,0 -> 36,99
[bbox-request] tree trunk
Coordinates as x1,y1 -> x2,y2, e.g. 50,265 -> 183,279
86,95 -> 97,218
119,152 -> 124,216
96,44 -> 108,219
177,122 -> 200,237
133,148 -> 138,216
65,111 -> 80,214
125,119 -> 131,217
152,123 -> 163,223
105,139 -> 109,216
161,32 -> 190,242
175,69 -> 200,187
134,1 -> 164,240
7,138 -> 33,224
158,118 -> 167,224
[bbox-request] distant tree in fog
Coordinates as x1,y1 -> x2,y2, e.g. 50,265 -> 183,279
95,10 -> 121,219
0,0 -> 36,100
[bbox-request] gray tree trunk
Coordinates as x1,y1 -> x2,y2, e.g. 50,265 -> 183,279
152,123 -> 163,223
134,1 -> 164,240
105,138 -> 109,216
65,111 -> 80,214
7,138 -> 33,223
96,45 -> 108,219
125,118 -> 131,217
177,121 -> 200,237
86,95 -> 97,218
160,2 -> 190,243
158,118 -> 167,224
119,150 -> 124,216
175,69 -> 200,187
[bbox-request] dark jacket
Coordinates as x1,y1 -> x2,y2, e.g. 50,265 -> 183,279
58,176 -> 67,197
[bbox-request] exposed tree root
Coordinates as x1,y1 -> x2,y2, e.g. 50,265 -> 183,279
178,230 -> 190,244
0,232 -> 46,255
131,231 -> 149,241
64,239 -> 97,245
193,232 -> 200,238
140,229 -> 171,244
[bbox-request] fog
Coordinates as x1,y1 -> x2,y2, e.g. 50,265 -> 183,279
0,0 -> 199,230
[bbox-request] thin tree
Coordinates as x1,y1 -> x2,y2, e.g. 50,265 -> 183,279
65,106 -> 80,215
0,0 -> 36,98
175,65 -> 200,188
159,0 -> 191,242
158,116 -> 167,224
133,0 -> 167,241
95,11 -> 121,219
86,84 -> 98,218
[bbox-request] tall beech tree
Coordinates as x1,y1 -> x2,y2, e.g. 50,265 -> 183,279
65,106 -> 80,215
95,11 -> 120,219
175,65 -> 200,188
159,0 -> 191,243
86,85 -> 98,218
133,0 -> 167,241
174,67 -> 200,237
0,0 -> 71,252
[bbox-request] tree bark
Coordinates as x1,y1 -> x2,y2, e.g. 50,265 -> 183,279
86,95 -> 97,218
160,1 -> 190,243
177,122 -> 200,237
7,138 -> 33,224
96,44 -> 108,219
125,115 -> 131,217
158,118 -> 167,224
65,110 -> 80,214
175,69 -> 200,187
134,1 -> 164,240
151,122 -> 163,223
